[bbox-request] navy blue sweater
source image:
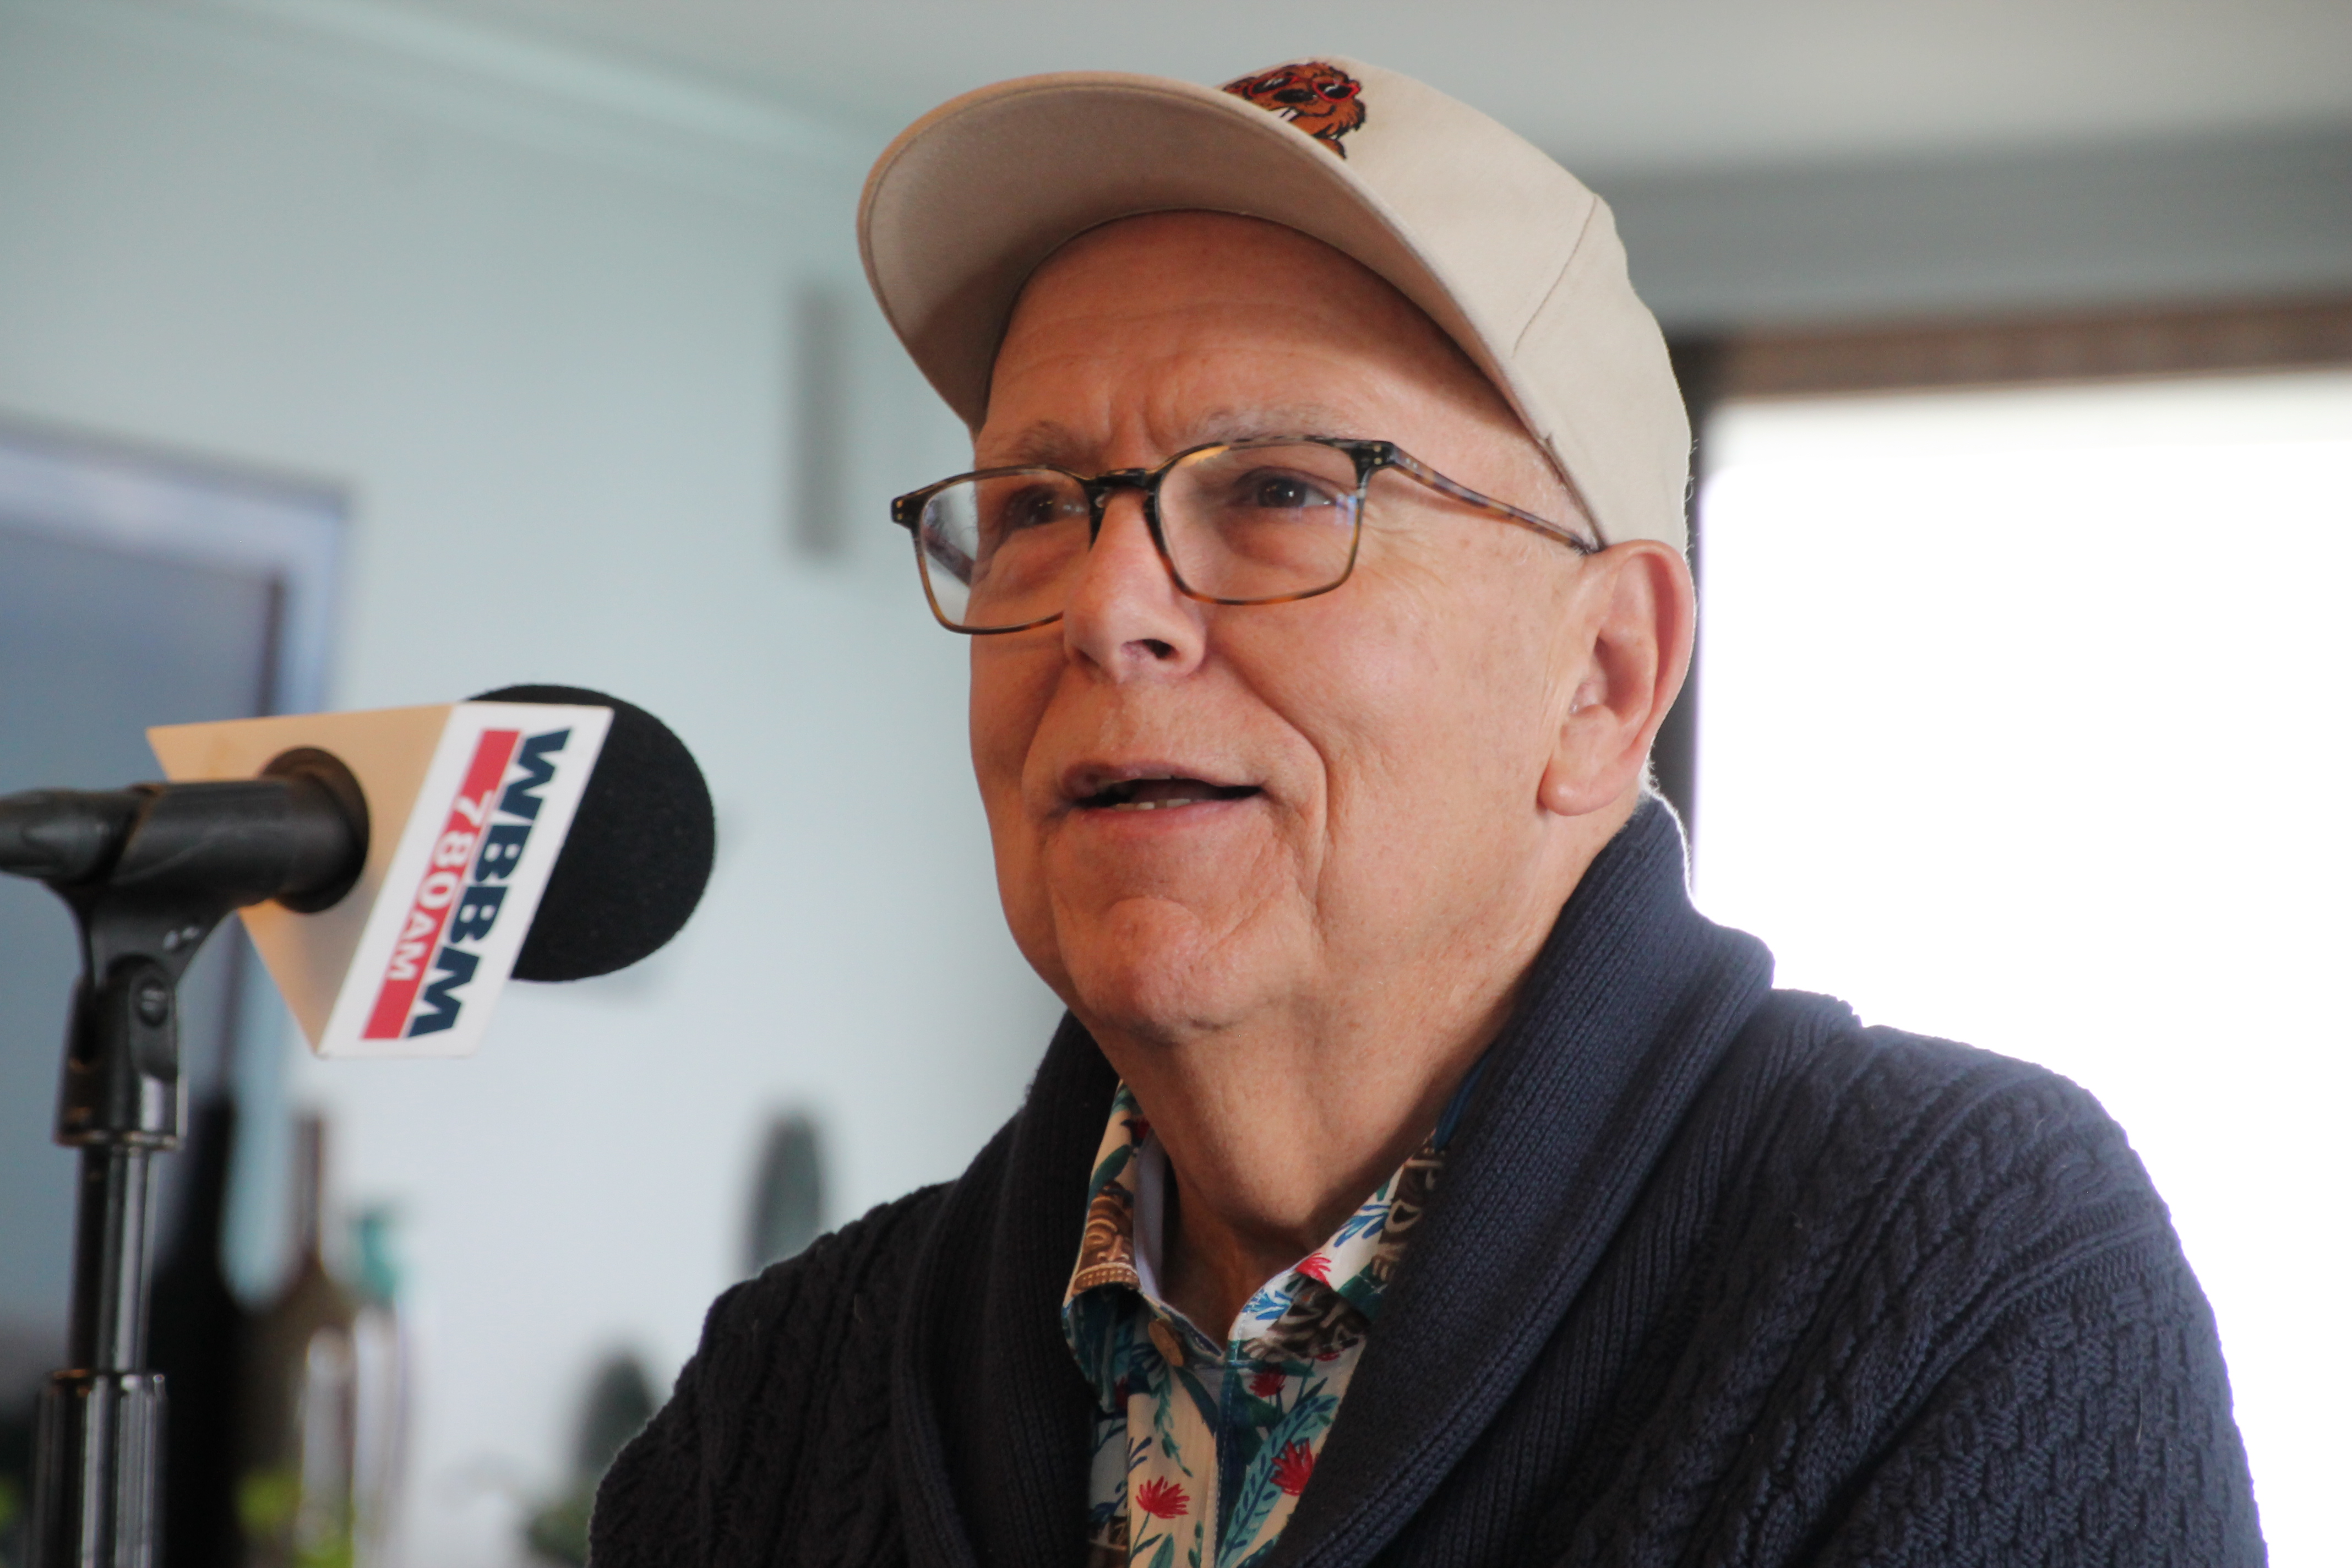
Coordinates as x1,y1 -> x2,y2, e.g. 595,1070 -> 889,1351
592,800 -> 2262,1566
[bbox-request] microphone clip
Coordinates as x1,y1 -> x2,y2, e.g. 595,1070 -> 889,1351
4,748 -> 368,1148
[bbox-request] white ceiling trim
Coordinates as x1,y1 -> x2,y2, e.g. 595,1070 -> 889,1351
11,0 -> 873,202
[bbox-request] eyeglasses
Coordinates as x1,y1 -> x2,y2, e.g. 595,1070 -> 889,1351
888,436 -> 1599,634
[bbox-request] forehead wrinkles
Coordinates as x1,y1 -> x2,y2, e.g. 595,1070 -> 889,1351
982,215 -> 1444,456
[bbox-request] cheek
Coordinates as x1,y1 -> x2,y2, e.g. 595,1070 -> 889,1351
1268,559 -> 1560,821
968,643 -> 1071,978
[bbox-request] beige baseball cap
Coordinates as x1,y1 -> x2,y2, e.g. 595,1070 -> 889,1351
858,56 -> 1691,552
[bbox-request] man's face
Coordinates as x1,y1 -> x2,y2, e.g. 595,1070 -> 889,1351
970,212 -> 1597,1049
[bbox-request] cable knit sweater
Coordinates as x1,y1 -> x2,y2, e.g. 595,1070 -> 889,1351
592,800 -> 2263,1567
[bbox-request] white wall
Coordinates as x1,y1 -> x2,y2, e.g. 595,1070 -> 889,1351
0,2 -> 1061,1562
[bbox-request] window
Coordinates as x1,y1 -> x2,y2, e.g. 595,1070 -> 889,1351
1694,369 -> 2351,1562
0,421 -> 344,1548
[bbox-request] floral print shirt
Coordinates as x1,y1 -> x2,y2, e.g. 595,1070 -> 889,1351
1060,1078 -> 1471,1568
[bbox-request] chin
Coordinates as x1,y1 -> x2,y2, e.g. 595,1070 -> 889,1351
1052,895 -> 1281,1047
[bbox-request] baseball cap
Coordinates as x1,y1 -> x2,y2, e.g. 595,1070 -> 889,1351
857,56 -> 1692,552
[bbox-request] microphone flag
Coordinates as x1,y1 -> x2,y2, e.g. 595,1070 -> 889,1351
147,701 -> 613,1058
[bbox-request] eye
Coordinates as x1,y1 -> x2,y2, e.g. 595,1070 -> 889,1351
1319,81 -> 1357,100
1235,469 -> 1340,512
990,483 -> 1075,533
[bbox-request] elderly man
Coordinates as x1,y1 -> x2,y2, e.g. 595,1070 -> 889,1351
596,59 -> 2259,1568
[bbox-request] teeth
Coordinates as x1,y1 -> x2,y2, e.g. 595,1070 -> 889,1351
1108,797 -> 1203,811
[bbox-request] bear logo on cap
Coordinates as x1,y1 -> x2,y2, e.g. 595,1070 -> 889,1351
1222,62 -> 1366,157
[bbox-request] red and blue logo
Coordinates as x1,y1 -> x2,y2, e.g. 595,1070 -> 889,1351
362,726 -> 570,1039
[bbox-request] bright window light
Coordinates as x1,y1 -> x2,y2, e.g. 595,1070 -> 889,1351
1695,370 -> 2352,1565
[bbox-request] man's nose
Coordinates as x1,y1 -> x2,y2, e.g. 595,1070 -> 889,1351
1060,491 -> 1206,679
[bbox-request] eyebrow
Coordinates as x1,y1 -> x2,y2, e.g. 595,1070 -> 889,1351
978,405 -> 1368,470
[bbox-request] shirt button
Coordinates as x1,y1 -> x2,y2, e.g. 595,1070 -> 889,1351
1147,1319 -> 1183,1366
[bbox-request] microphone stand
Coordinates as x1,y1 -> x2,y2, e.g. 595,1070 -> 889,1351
35,792 -> 218,1568
4,759 -> 365,1568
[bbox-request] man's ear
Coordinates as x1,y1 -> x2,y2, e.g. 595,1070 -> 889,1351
1538,542 -> 1696,818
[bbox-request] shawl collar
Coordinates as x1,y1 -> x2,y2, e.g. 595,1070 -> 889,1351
1270,800 -> 1773,1567
892,1012 -> 1117,1567
892,798 -> 1772,1567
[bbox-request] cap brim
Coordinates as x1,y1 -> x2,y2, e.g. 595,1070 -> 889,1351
858,71 -> 1529,440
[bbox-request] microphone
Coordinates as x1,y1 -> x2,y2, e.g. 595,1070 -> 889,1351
481,684 -> 716,987
153,685 -> 712,1057
2,685 -> 714,1059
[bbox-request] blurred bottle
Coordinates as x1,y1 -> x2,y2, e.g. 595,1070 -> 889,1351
347,1207 -> 408,1568
237,1117 -> 358,1568
743,1111 -> 825,1276
522,1352 -> 655,1565
0,1387 -> 28,1568
148,1095 -> 249,1568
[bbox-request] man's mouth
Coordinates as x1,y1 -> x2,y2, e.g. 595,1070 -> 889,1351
1077,776 -> 1261,813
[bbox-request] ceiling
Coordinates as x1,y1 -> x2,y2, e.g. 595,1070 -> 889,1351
395,0 -> 2352,177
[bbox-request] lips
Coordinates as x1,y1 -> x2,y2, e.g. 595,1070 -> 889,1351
1065,766 -> 1261,813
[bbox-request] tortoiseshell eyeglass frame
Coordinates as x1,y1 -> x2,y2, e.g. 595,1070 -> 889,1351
886,435 -> 1603,635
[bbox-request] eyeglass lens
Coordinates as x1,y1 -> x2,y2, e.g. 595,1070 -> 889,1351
915,442 -> 1365,631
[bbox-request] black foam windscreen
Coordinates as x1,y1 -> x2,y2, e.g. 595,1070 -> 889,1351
471,685 -> 715,982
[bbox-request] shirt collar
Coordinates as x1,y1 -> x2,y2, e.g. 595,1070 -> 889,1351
1060,1064 -> 1483,1374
